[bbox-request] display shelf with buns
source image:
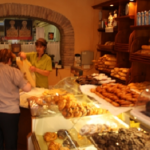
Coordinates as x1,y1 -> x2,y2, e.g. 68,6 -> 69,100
97,42 -> 115,54
93,0 -> 135,84
127,0 -> 150,84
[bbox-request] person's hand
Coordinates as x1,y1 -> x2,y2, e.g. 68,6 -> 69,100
30,66 -> 36,72
18,52 -> 26,60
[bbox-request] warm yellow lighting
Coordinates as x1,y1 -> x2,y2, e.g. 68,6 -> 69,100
110,4 -> 114,7
130,0 -> 134,1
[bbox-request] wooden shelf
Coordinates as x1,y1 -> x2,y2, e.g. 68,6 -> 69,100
98,27 -> 118,32
98,28 -> 105,32
97,48 -> 116,54
115,43 -> 129,52
130,53 -> 150,65
130,25 -> 150,30
115,15 -> 135,20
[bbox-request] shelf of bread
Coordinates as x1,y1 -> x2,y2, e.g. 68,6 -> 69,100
97,41 -> 115,53
115,43 -> 129,52
130,51 -> 150,65
93,54 -> 117,73
111,67 -> 129,81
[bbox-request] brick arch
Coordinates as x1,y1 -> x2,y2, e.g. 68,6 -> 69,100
0,3 -> 74,66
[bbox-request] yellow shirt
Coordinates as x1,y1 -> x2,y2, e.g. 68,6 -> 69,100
26,52 -> 52,88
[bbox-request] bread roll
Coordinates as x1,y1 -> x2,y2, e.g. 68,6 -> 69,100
104,61 -> 116,66
118,72 -> 127,77
141,45 -> 150,50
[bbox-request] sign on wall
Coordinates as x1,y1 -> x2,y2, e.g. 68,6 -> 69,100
4,19 -> 32,40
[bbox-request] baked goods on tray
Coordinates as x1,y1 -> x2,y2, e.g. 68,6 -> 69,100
90,128 -> 150,150
91,83 -> 139,107
48,141 -> 60,150
79,123 -> 117,136
57,129 -> 70,139
43,132 -> 57,142
93,54 -> 117,72
76,73 -> 115,85
111,68 -> 129,81
63,138 -> 79,149
128,81 -> 150,93
57,97 -> 107,119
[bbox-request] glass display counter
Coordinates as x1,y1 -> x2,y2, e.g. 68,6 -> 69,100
27,77 -> 150,150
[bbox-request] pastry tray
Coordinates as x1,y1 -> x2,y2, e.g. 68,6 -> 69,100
32,114 -> 96,150
71,113 -> 129,134
34,129 -> 96,150
80,84 -> 133,116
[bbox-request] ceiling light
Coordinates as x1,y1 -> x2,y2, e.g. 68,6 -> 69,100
110,4 -> 114,7
130,0 -> 134,1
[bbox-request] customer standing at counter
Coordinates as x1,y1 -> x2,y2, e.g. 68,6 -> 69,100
19,38 -> 52,88
0,49 -> 31,150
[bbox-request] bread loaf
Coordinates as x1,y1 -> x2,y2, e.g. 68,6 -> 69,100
104,61 -> 116,66
118,72 -> 126,77
141,45 -> 150,50
16,59 -> 36,87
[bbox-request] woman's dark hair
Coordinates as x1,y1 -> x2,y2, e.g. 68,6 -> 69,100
0,49 -> 13,64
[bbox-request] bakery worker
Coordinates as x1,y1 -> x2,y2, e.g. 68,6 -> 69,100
20,38 -> 52,88
0,49 -> 31,150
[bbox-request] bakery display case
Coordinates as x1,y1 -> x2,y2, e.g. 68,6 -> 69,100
25,76 -> 150,150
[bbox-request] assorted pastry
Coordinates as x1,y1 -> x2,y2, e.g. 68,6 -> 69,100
43,132 -> 57,142
79,123 -> 118,136
91,128 -> 150,150
128,81 -> 150,93
43,130 -> 74,150
91,83 -> 139,107
93,54 -> 117,72
57,129 -> 70,139
57,96 -> 107,119
76,73 -> 116,85
63,138 -> 79,149
111,67 -> 129,81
